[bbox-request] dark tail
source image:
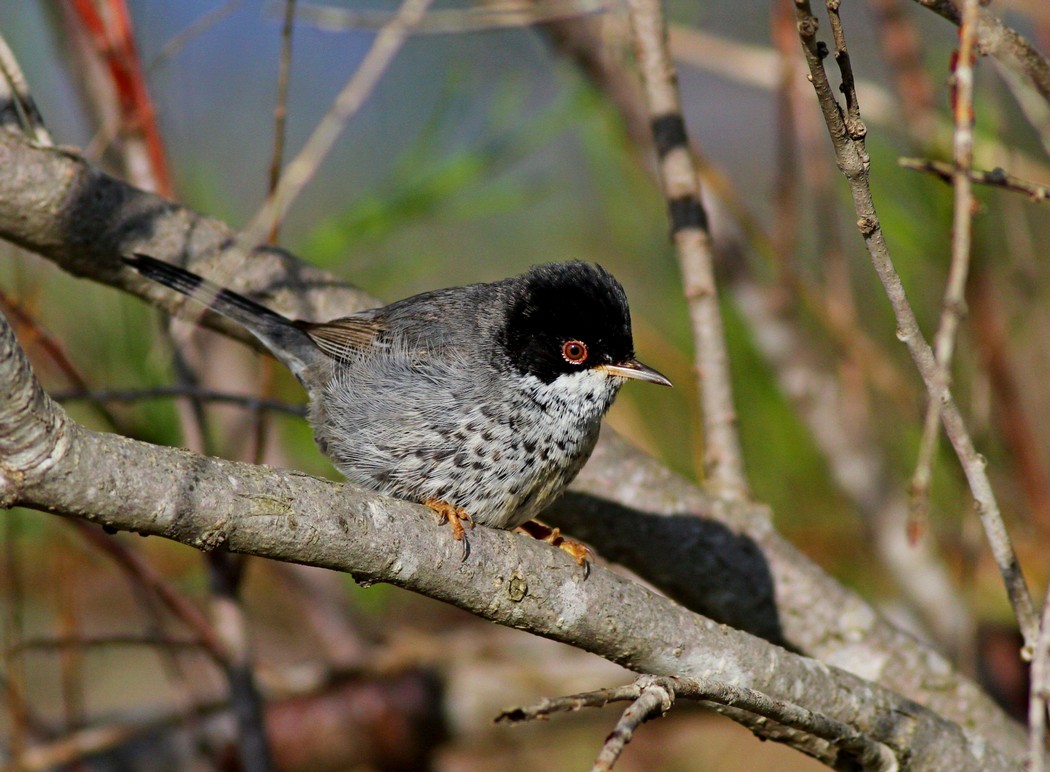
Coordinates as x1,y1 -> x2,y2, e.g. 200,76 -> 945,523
123,254 -> 320,380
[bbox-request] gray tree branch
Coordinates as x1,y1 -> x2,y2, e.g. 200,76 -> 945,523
0,125 -> 1025,760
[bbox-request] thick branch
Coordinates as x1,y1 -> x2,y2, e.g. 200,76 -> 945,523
0,307 -> 1016,769
0,125 -> 1025,756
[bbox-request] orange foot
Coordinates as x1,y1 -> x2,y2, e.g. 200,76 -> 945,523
425,499 -> 475,560
516,520 -> 594,574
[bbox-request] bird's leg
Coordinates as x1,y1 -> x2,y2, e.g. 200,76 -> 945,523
425,499 -> 474,560
516,520 -> 594,571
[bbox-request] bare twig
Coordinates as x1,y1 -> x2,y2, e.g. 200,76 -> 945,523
66,520 -> 227,664
1030,587 -> 1050,771
793,0 -> 1038,650
909,0 -> 980,539
624,0 -> 747,498
3,512 -> 29,761
498,674 -> 898,771
0,288 -> 124,431
147,0 -> 242,74
267,0 -> 297,244
591,679 -> 674,772
910,0 -> 1050,109
277,0 -> 603,34
0,30 -> 50,144
899,157 -> 1050,203
240,0 -> 433,254
866,0 -> 939,144
208,552 -> 272,771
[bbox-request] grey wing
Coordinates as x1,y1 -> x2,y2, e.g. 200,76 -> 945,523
297,284 -> 491,362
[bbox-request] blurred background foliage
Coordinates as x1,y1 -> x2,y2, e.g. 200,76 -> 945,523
1,0 -> 1049,769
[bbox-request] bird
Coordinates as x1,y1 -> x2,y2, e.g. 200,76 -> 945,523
123,254 -> 671,564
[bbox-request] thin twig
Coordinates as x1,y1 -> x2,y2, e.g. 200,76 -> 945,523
866,0 -> 939,144
498,674 -> 898,771
0,289 -> 124,431
900,157 -> 1050,202
10,634 -> 208,654
207,552 -> 272,772
909,0 -> 981,539
147,0 -> 242,74
3,512 -> 29,762
969,263 -> 1050,539
55,548 -> 85,732
667,23 -> 1050,181
65,520 -> 228,664
276,0 -> 603,34
624,0 -> 748,498
909,0 -> 1050,109
267,0 -> 297,244
793,0 -> 1038,649
591,678 -> 674,772
1029,587 -> 1050,771
164,0 -> 433,336
240,0 -> 433,253
770,0 -> 801,294
0,29 -> 51,144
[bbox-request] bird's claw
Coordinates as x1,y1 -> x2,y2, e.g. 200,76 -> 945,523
426,499 -> 474,561
516,520 -> 594,576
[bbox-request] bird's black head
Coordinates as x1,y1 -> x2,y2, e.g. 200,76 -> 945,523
500,262 -> 635,384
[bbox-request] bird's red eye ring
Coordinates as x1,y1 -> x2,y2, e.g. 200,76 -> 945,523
562,340 -> 588,364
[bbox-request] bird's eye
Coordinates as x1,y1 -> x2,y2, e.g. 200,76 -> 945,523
562,340 -> 588,364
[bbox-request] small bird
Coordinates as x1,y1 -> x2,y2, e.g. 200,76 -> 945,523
123,255 -> 670,563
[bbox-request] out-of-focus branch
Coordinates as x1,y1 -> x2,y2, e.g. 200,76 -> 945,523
266,0 -> 297,245
900,157 -> 1050,202
499,674 -> 897,770
867,0 -> 939,144
0,31 -> 50,144
624,0 -> 748,498
62,0 -> 172,194
911,0 -> 1050,109
238,0 -> 433,260
909,0 -> 980,539
967,262 -> 1050,538
277,0 -> 605,34
1030,589 -> 1050,771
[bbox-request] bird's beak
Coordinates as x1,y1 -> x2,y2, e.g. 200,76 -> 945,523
598,358 -> 672,387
